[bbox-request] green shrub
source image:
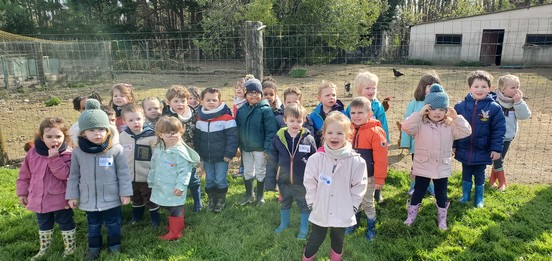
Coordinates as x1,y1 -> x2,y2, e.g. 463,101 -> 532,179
44,96 -> 61,107
289,68 -> 307,78
456,61 -> 485,67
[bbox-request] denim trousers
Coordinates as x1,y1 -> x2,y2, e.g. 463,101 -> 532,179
203,161 -> 229,189
86,206 -> 121,248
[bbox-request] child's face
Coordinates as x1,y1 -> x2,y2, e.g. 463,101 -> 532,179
263,88 -> 276,106
79,98 -> 88,112
284,115 -> 304,137
360,82 -> 377,100
112,89 -> 129,107
188,96 -> 200,108
161,131 -> 182,148
425,84 -> 431,95
284,93 -> 301,106
469,79 -> 491,100
42,127 -> 64,149
143,100 -> 162,120
84,128 -> 107,145
202,92 -> 222,111
350,106 -> 371,126
501,81 -> 520,98
107,114 -> 116,126
123,111 -> 145,134
235,85 -> 244,98
317,88 -> 336,108
324,121 -> 347,150
246,90 -> 262,106
428,108 -> 447,122
169,97 -> 188,115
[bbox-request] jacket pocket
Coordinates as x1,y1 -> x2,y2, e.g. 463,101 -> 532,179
103,182 -> 119,202
49,180 -> 67,195
79,183 -> 89,204
413,150 -> 429,163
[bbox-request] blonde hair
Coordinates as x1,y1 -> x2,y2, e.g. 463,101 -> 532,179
142,96 -> 163,108
155,116 -> 184,142
284,103 -> 307,120
354,71 -> 379,96
317,81 -> 337,96
498,74 -> 520,91
322,112 -> 352,142
109,83 -> 135,106
349,96 -> 372,112
283,87 -> 302,102
244,74 -> 255,81
166,85 -> 190,101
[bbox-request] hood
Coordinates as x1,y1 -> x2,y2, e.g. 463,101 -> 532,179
276,127 -> 311,147
197,103 -> 233,121
165,141 -> 201,167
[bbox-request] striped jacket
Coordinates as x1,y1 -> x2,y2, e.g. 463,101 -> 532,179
193,103 -> 239,162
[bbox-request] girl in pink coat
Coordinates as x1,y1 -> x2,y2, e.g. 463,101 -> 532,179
16,117 -> 76,259
302,112 -> 368,261
402,84 -> 472,230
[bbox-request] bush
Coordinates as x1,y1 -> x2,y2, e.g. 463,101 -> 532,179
44,96 -> 61,107
289,68 -> 307,78
456,61 -> 485,67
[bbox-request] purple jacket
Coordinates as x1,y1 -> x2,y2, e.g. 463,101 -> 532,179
16,147 -> 72,213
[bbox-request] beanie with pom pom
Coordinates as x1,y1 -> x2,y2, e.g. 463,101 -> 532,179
425,84 -> 449,109
78,99 -> 111,132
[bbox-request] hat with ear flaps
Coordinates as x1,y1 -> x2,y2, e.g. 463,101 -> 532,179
78,99 -> 111,131
425,84 -> 449,109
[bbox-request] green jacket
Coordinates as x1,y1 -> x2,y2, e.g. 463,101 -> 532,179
236,100 -> 278,153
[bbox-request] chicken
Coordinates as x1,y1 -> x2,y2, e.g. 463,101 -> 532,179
24,140 -> 34,152
382,97 -> 391,112
344,82 -> 352,97
393,68 -> 404,78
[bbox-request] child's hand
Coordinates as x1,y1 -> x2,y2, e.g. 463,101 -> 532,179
173,189 -> 183,196
223,157 -> 231,163
18,196 -> 28,206
374,184 -> 384,190
68,199 -> 78,208
490,151 -> 501,161
447,107 -> 458,119
120,196 -> 131,205
48,146 -> 60,158
421,104 -> 431,115
513,90 -> 523,103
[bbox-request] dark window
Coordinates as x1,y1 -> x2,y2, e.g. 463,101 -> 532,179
525,34 -> 552,46
436,34 -> 462,45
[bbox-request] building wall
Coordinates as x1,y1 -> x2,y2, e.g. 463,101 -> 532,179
409,5 -> 552,65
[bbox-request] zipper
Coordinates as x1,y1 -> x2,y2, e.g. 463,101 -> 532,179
332,159 -> 338,173
94,154 -> 98,210
469,100 -> 478,163
207,121 -> 211,160
287,134 -> 303,184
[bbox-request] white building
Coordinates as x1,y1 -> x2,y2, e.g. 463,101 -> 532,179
408,4 -> 552,66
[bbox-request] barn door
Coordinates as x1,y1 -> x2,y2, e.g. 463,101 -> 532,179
480,30 -> 505,66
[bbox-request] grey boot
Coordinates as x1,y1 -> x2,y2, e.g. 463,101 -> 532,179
238,179 -> 255,206
255,180 -> 265,206
31,229 -> 54,260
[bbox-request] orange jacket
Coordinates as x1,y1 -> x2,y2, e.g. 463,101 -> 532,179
350,118 -> 388,185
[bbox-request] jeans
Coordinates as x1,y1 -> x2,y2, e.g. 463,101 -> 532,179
86,206 -> 122,248
36,208 -> 75,231
203,161 -> 229,189
462,163 -> 487,186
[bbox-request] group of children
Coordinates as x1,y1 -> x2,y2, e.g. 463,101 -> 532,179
15,69 -> 530,261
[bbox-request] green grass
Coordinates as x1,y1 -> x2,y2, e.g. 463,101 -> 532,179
1,167 -> 552,260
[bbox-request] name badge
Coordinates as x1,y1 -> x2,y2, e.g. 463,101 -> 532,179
298,144 -> 311,153
123,144 -> 132,151
99,157 -> 114,167
319,174 -> 332,185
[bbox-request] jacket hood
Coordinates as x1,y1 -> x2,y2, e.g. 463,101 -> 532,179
465,93 -> 495,103
197,103 -> 232,121
71,124 -> 120,147
123,125 -> 155,138
276,127 -> 311,147
162,141 -> 201,167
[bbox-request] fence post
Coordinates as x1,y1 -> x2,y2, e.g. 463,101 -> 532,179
0,127 -> 8,166
245,21 -> 264,80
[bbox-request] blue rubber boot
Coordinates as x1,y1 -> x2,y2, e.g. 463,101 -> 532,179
474,185 -> 485,208
190,185 -> 203,212
149,208 -> 160,229
297,213 -> 310,240
365,218 -> 376,241
344,211 -> 362,234
459,181 -> 472,203
275,208 -> 290,234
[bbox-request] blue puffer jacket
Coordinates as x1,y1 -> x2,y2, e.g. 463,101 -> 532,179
310,100 -> 345,146
236,100 -> 278,153
194,103 -> 239,162
453,93 -> 506,165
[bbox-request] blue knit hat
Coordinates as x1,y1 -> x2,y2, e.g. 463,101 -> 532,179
78,99 -> 110,132
425,84 -> 449,109
244,79 -> 262,96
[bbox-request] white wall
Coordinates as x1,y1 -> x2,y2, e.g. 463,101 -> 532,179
409,4 -> 552,65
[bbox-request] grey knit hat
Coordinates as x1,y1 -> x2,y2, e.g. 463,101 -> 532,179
78,99 -> 110,132
244,79 -> 262,95
425,84 -> 449,109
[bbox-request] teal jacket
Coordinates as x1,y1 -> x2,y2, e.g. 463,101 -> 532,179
148,141 -> 200,207
236,100 -> 278,153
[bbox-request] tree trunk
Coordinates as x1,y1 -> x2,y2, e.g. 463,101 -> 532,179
245,21 -> 264,80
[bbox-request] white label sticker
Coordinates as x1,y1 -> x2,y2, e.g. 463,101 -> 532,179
298,144 -> 311,153
99,157 -> 113,167
319,174 -> 332,185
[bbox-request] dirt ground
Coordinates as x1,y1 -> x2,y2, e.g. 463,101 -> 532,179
1,64 -> 551,183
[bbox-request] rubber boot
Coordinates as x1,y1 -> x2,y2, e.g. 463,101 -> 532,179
107,234 -> 122,254
274,208 -> 290,234
496,170 -> 507,192
474,184 -> 485,208
344,211 -> 362,234
131,205 -> 145,223
85,236 -> 102,260
31,229 -> 54,260
160,216 -> 184,240
150,208 -> 160,229
374,189 -> 383,204
206,187 -> 216,212
427,182 -> 435,196
302,249 -> 315,261
365,218 -> 376,241
238,179 -> 254,206
330,248 -> 342,261
61,228 -> 76,257
297,213 -> 310,240
437,201 -> 450,230
190,185 -> 203,212
213,188 -> 228,213
255,180 -> 265,206
459,181 -> 472,203
489,169 -> 498,189
404,203 -> 421,226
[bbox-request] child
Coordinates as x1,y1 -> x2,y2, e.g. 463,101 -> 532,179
302,112 -> 367,261
236,79 -> 278,206
262,76 -> 284,114
455,70 -> 506,208
101,105 -> 117,127
490,74 -> 531,191
17,117 -> 76,259
69,91 -> 103,136
194,87 -> 239,213
148,116 -> 200,240
162,85 -> 203,212
66,99 -> 133,259
344,97 -> 388,241
400,72 -> 441,196
187,86 -> 201,112
119,104 -> 160,227
142,97 -> 163,128
109,83 -> 136,133
232,78 -> 247,117
310,81 -> 345,147
402,84 -> 471,230
267,103 -> 317,239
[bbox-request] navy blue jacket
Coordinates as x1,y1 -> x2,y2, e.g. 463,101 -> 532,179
453,93 -> 506,165
193,104 -> 239,162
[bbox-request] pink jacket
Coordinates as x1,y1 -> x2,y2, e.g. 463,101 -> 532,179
16,147 -> 72,213
402,112 -> 471,179
304,146 -> 367,228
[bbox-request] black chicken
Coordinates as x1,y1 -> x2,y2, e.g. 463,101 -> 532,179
344,82 -> 352,97
393,68 -> 404,78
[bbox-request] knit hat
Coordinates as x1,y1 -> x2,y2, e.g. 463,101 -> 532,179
244,79 -> 262,95
425,84 -> 449,109
78,99 -> 111,132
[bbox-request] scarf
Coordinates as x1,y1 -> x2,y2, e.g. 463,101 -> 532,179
113,104 -> 123,118
323,141 -> 353,160
233,96 -> 247,110
78,133 -> 113,154
34,137 -> 68,156
171,106 -> 192,122
495,89 -> 514,109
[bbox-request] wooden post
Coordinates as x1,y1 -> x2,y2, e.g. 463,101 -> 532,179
245,21 -> 264,80
35,42 -> 46,86
0,127 -> 8,165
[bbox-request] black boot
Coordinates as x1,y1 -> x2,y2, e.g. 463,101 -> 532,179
214,187 -> 228,213
206,188 -> 216,212
131,206 -> 145,223
149,208 -> 160,229
238,179 -> 255,206
255,180 -> 265,206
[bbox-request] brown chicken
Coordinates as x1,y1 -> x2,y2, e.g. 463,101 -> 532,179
382,97 -> 391,112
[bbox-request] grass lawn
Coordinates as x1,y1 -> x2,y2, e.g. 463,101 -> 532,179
1,167 -> 552,260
